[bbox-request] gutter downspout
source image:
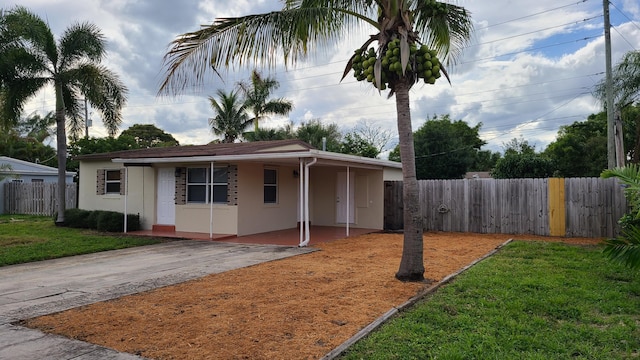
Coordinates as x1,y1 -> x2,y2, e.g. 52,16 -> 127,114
299,158 -> 304,246
210,162 -> 214,239
124,167 -> 128,233
299,157 -> 317,247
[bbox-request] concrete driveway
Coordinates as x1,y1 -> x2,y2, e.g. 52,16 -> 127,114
0,240 -> 315,359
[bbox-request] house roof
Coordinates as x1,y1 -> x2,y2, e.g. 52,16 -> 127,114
76,139 -> 402,170
0,156 -> 76,177
75,139 -> 314,160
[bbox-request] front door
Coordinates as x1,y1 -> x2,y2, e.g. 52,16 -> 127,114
157,167 -> 175,225
336,171 -> 355,224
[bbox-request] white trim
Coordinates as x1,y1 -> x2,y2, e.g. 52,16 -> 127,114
110,150 -> 401,170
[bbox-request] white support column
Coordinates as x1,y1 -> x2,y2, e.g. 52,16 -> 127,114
346,166 -> 350,237
124,167 -> 128,233
300,158 -> 317,247
299,159 -> 304,246
210,161 -> 214,239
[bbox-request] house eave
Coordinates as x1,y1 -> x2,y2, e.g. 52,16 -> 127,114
110,150 -> 402,170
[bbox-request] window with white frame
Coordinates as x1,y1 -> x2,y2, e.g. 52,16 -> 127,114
105,170 -> 121,194
187,166 -> 228,204
263,168 -> 278,204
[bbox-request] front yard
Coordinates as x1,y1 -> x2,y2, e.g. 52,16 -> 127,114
0,215 -> 162,266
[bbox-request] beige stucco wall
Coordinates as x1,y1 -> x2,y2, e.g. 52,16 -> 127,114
310,167 -> 384,229
175,204 -> 237,234
236,163 -> 298,236
383,167 -> 403,181
78,161 -> 156,230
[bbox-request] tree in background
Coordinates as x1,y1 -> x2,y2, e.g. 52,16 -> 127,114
543,114 -> 607,177
237,70 -> 293,133
339,132 -> 379,158
66,136 -> 139,172
0,133 -> 58,168
0,7 -> 128,224
0,111 -> 57,167
492,137 -> 554,179
389,115 -> 486,179
15,111 -> 56,143
119,124 -> 179,148
469,149 -> 501,172
295,119 -> 342,152
159,0 -> 473,281
208,90 -> 251,143
243,122 -> 295,142
352,120 -> 393,156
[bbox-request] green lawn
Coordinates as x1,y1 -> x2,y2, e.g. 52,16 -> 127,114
341,241 -> 640,360
0,215 -> 163,266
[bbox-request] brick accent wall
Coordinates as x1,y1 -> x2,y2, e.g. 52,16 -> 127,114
96,169 -> 105,195
119,168 -> 126,195
227,164 -> 238,205
175,167 -> 186,205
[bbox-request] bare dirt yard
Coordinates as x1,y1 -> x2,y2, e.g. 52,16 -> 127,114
24,232 -> 601,360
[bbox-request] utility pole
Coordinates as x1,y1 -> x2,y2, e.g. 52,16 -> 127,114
603,0 -> 616,168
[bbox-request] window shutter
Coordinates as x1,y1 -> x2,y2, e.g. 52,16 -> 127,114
96,169 -> 105,195
119,168 -> 126,195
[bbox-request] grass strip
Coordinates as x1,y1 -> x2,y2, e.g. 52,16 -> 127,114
341,241 -> 640,360
0,215 -> 162,266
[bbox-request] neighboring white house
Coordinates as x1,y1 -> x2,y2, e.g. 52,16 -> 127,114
76,140 -> 403,245
0,156 -> 76,214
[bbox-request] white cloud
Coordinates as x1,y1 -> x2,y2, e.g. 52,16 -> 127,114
13,0 -> 640,157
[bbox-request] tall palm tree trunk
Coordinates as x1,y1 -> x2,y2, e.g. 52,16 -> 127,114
55,82 -> 67,225
394,79 -> 425,281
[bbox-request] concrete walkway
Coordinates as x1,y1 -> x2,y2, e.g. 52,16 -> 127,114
0,240 -> 315,359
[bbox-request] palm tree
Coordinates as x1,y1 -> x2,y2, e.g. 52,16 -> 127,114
208,89 -> 251,143
0,6 -> 127,224
601,165 -> 640,269
159,0 -> 472,281
237,70 -> 293,133
595,51 -> 640,109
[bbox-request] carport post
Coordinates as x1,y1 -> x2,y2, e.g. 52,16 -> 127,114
124,167 -> 128,233
299,159 -> 303,246
210,161 -> 214,239
346,166 -> 350,237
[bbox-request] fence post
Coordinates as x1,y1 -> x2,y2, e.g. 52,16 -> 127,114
548,178 -> 566,236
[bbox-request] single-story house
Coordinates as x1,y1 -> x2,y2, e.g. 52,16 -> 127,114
0,156 -> 76,214
76,140 -> 403,246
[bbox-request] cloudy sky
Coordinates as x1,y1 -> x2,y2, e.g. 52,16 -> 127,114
14,0 -> 640,156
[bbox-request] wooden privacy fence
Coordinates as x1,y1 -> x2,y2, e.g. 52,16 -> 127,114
384,178 -> 627,238
4,182 -> 77,216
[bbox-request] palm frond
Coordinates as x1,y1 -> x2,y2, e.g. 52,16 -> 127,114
1,6 -> 57,68
0,76 -> 49,128
159,6 -> 354,95
58,22 -> 106,72
412,1 -> 473,65
66,63 -> 128,137
603,225 -> 640,269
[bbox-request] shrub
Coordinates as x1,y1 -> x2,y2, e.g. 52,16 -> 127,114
64,209 -> 92,228
58,209 -> 141,232
96,211 -> 140,232
86,210 -> 106,229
